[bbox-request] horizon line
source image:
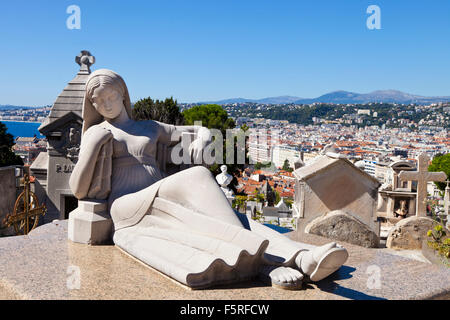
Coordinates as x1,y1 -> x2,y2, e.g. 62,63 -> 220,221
3,88 -> 450,107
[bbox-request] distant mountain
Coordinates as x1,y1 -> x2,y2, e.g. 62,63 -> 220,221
5,89 -> 450,108
196,98 -> 255,105
196,90 -> 450,105
295,90 -> 450,105
256,96 -> 303,104
295,91 -> 361,104
197,96 -> 303,105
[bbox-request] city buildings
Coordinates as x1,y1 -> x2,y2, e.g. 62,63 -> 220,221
13,136 -> 47,165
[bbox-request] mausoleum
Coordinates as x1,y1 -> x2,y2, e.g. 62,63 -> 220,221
377,160 -> 417,221
31,51 -> 95,222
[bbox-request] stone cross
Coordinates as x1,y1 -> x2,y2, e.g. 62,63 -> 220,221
399,153 -> 447,217
75,50 -> 95,73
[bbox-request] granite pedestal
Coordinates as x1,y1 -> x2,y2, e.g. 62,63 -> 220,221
0,221 -> 448,300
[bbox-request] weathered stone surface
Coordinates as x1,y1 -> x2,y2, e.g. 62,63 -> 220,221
1,221 -> 450,300
398,153 -> 447,217
0,166 -> 16,236
305,210 -> 379,248
293,155 -> 381,239
386,216 -> 449,250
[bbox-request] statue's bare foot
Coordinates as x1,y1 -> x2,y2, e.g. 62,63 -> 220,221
295,242 -> 348,282
259,265 -> 303,290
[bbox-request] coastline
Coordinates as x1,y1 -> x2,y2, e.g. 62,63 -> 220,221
0,120 -> 42,124
0,120 -> 45,138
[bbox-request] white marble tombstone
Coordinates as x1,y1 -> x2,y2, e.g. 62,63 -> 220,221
67,68 -> 349,290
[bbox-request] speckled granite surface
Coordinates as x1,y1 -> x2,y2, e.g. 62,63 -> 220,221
0,221 -> 448,300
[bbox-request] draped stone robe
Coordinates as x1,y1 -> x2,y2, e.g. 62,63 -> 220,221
74,121 -> 305,289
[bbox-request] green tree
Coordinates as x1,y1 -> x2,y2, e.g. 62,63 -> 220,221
240,123 -> 249,132
254,161 -> 272,170
282,159 -> 293,172
183,104 -> 244,192
284,199 -> 293,209
182,104 -> 235,134
132,97 -> 184,125
253,190 -> 265,204
275,191 -> 281,205
428,153 -> 450,192
233,195 -> 248,213
0,122 -> 23,167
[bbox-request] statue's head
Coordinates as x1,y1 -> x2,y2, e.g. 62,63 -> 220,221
220,165 -> 228,173
82,69 -> 132,134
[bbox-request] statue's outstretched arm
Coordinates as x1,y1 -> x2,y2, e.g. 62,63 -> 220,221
155,121 -> 212,162
155,121 -> 210,146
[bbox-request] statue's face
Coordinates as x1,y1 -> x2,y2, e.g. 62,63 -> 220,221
220,165 -> 227,173
91,84 -> 124,120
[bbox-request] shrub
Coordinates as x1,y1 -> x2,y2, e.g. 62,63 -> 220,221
427,224 -> 450,263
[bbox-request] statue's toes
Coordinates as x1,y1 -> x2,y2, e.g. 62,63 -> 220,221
275,270 -> 289,284
283,270 -> 295,284
287,268 -> 303,283
259,266 -> 303,290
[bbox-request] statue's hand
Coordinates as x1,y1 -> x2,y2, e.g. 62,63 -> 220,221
82,126 -> 113,150
196,126 -> 212,145
188,127 -> 212,164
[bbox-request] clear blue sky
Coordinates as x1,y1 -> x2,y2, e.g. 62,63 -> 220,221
1,0 -> 450,106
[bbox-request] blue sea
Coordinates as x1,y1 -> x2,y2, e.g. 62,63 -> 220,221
1,121 -> 44,138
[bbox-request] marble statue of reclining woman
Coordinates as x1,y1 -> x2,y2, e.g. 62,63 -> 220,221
69,69 -> 349,290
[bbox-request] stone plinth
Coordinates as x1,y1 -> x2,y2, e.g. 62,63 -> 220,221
68,200 -> 113,245
0,221 -> 449,300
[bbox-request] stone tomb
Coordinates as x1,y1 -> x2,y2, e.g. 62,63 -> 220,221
386,216 -> 450,250
293,153 -> 381,247
31,51 -> 95,222
385,153 -> 448,250
377,160 -> 417,220
398,153 -> 447,217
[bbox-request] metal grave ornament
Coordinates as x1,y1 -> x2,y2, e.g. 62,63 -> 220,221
3,169 -> 47,235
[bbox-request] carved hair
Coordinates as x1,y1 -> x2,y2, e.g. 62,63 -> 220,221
81,69 -> 132,134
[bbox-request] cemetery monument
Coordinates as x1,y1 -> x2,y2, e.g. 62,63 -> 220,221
386,153 -> 449,249
292,153 -> 381,247
32,51 -> 95,222
67,68 -> 349,290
